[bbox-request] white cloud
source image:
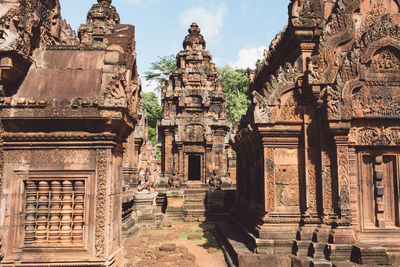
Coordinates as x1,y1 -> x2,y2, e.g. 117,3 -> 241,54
180,4 -> 228,43
231,46 -> 267,69
141,79 -> 159,94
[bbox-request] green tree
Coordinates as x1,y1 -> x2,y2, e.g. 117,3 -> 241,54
140,92 -> 162,146
217,66 -> 251,124
144,55 -> 176,92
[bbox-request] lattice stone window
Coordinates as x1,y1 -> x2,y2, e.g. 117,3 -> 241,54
24,179 -> 85,245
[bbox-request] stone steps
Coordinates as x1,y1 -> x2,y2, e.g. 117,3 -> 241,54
184,195 -> 206,201
184,203 -> 206,210
183,187 -> 208,220
215,219 -> 256,266
216,217 -> 374,267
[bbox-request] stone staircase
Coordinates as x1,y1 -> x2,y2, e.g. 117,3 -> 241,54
183,184 -> 208,221
215,217 -> 393,267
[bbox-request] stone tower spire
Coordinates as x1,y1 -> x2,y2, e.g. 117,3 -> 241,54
78,0 -> 120,48
183,22 -> 206,50
159,22 -> 229,185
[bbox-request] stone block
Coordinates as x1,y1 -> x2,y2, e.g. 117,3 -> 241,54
238,254 -> 292,267
165,189 -> 184,219
294,240 -> 312,256
159,243 -> 177,252
326,244 -> 353,262
133,191 -> 159,224
351,244 -> 389,265
290,255 -> 313,267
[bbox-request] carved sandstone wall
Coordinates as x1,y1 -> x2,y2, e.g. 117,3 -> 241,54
0,0 -> 140,266
232,0 -> 400,264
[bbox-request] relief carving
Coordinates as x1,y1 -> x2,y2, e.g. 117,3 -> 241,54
326,85 -> 343,119
291,0 -> 324,27
253,90 -> 273,124
0,0 -> 77,58
352,86 -> 400,118
279,95 -> 301,121
337,146 -> 351,212
306,162 -> 317,209
370,47 -> 400,72
4,150 -> 94,165
265,148 -> 275,212
360,15 -> 400,50
349,127 -> 400,146
183,124 -> 205,142
95,149 -> 108,258
275,165 -> 299,207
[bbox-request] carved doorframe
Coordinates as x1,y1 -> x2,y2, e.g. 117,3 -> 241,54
183,152 -> 204,183
357,148 -> 400,238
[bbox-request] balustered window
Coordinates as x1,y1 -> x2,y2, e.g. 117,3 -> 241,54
24,179 -> 85,245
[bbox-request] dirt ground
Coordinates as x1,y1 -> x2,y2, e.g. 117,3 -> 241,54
123,220 -> 227,267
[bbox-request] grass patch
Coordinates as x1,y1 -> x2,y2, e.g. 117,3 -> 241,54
178,233 -> 189,239
178,231 -> 204,239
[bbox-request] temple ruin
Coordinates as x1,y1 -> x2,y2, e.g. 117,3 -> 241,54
159,22 -> 230,184
0,0 -> 140,265
217,0 -> 400,266
157,23 -> 235,221
0,0 -> 400,266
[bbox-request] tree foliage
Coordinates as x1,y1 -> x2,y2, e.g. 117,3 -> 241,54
140,92 -> 162,129
144,55 -> 176,92
217,66 -> 251,124
140,92 -> 162,146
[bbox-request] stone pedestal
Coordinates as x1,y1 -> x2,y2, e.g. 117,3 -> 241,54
156,175 -> 169,187
133,191 -> 161,227
206,190 -> 225,218
165,189 -> 185,219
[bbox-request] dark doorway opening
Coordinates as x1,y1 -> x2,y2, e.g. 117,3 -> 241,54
188,155 -> 201,181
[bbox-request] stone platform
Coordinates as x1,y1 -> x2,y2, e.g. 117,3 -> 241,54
215,217 -> 399,267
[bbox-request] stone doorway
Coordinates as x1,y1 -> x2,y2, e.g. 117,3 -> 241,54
188,154 -> 201,181
359,152 -> 400,231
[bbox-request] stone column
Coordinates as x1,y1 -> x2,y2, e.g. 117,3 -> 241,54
164,129 -> 174,175
327,134 -> 355,261
178,145 -> 184,178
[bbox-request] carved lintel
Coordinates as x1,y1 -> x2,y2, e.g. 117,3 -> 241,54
349,127 -> 400,146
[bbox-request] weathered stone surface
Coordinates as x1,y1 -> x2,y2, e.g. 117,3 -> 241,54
238,254 -> 292,267
229,0 -> 400,266
0,1 -> 140,266
159,243 -> 177,252
188,233 -> 202,240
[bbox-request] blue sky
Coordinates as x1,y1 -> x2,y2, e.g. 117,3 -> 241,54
59,0 -> 290,92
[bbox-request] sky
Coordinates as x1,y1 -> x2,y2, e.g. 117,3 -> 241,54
59,0 -> 291,92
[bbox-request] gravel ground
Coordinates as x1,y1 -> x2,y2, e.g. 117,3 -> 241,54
123,220 -> 227,267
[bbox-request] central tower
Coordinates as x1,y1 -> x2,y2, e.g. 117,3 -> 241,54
159,23 -> 229,184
